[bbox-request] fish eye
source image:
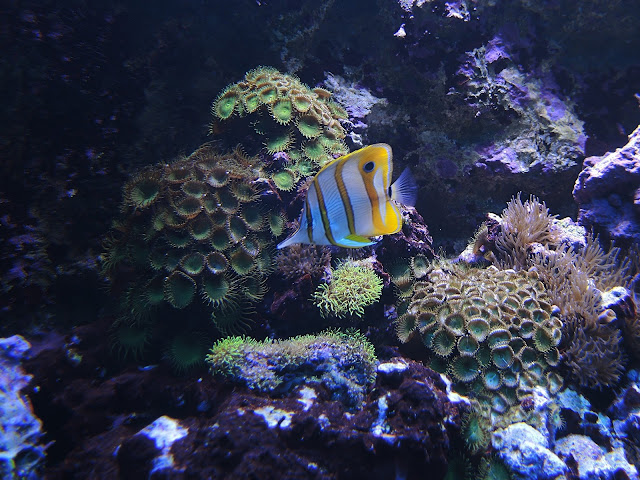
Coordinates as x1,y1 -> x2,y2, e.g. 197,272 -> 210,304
363,161 -> 375,172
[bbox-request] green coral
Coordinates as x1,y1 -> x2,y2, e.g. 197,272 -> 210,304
102,145 -> 287,363
313,262 -> 383,319
397,262 -> 562,413
210,66 -> 350,190
206,329 -> 377,408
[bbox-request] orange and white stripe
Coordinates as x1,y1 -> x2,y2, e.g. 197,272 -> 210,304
278,144 -> 415,249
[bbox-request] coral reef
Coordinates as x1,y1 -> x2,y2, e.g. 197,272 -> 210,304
312,261 -> 384,319
0,336 -> 46,479
103,144 -> 282,347
210,66 -> 350,189
206,329 -> 377,408
28,320 -> 460,479
463,194 -> 632,390
398,262 -> 563,414
573,124 -> 640,247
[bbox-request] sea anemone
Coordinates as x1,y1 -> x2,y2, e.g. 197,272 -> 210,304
180,252 -> 205,276
243,276 -> 267,301
292,93 -> 312,112
457,335 -> 479,356
210,228 -> 231,251
240,203 -> 265,231
271,169 -> 296,191
125,172 -> 162,209
444,313 -> 466,336
431,328 -> 456,357
302,139 -> 326,161
270,98 -> 293,124
206,251 -> 229,274
227,216 -> 248,244
258,84 -> 278,104
110,320 -> 151,360
264,131 -> 293,155
165,164 -> 192,183
450,355 -> 480,382
229,247 -> 256,275
182,180 -> 207,198
217,189 -> 239,214
207,166 -> 230,188
533,326 -> 554,352
482,368 -> 502,391
462,409 -> 490,453
491,345 -> 515,369
467,318 -> 490,342
241,235 -> 261,257
201,272 -> 237,311
231,181 -> 258,203
189,214 -> 213,241
211,305 -> 253,335
165,230 -> 191,249
213,86 -> 240,119
174,197 -> 202,219
297,114 -> 322,138
243,92 -> 261,113
164,271 -> 196,309
166,332 -> 209,373
395,313 -> 417,343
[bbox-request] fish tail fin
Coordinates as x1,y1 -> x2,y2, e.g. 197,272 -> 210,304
391,168 -> 417,207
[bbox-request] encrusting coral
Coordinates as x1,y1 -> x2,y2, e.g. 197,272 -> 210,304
313,261 -> 383,319
206,329 -> 377,408
210,66 -> 350,190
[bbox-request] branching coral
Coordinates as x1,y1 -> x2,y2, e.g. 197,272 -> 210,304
206,329 -> 377,408
209,66 -> 350,190
313,262 -> 383,319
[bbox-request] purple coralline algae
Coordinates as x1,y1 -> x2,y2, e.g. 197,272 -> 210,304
0,335 -> 46,479
324,73 -> 387,147
573,124 -> 640,246
459,37 -> 586,175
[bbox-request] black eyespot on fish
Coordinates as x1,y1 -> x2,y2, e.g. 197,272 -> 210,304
363,161 -> 375,172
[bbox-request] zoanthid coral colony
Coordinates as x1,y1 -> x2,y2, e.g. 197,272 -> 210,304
103,144 -> 284,341
397,263 -> 563,414
313,261 -> 383,319
206,329 -> 377,408
210,66 -> 350,190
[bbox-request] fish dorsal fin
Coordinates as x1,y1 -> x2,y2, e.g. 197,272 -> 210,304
390,168 -> 417,207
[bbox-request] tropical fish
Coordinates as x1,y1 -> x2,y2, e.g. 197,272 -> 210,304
277,143 -> 417,249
